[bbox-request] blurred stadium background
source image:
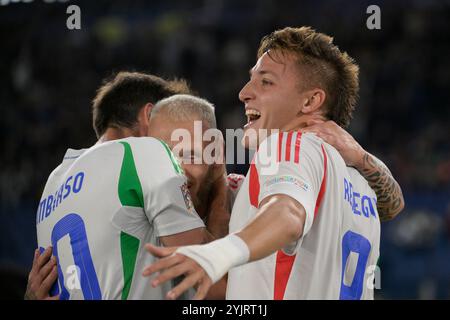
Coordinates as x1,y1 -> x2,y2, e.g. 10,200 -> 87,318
0,0 -> 449,299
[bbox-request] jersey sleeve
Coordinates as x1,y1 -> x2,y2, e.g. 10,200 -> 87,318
255,132 -> 326,251
131,138 -> 205,237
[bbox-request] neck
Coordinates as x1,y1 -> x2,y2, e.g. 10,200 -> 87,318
282,113 -> 326,133
251,115 -> 325,150
96,127 -> 137,144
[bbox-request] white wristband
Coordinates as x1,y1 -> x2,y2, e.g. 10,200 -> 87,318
175,234 -> 250,284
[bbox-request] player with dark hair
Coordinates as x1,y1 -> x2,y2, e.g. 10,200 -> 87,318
30,72 -> 222,300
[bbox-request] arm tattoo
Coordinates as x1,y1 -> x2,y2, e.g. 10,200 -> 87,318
359,153 -> 405,221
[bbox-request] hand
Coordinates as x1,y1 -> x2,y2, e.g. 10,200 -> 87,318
205,150 -> 230,238
24,247 -> 60,300
206,171 -> 230,239
142,244 -> 212,300
300,120 -> 366,168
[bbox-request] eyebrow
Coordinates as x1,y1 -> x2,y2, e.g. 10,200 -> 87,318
249,69 -> 280,79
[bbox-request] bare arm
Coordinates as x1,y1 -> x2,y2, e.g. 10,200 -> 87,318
300,120 -> 405,221
353,152 -> 404,221
143,194 -> 306,299
236,194 -> 304,261
159,227 -> 212,247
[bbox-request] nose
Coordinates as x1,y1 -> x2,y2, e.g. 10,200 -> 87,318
239,80 -> 255,104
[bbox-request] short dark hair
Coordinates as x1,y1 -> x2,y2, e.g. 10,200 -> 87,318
258,26 -> 359,128
92,71 -> 191,138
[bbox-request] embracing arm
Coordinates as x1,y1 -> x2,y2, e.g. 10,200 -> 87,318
353,152 -> 404,221
301,120 -> 405,221
143,194 -> 305,300
236,194 -> 304,261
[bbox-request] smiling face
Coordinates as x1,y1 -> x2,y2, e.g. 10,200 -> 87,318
147,115 -> 214,215
239,50 -> 309,149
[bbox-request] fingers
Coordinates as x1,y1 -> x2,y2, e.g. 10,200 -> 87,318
303,119 -> 340,132
45,294 -> 60,301
300,126 -> 327,140
29,249 -> 41,279
305,119 -> 325,127
41,264 -> 58,294
313,132 -> 335,144
193,278 -> 212,300
300,127 -> 340,148
151,262 -> 189,287
303,122 -> 331,133
38,255 -> 57,281
302,114 -> 326,125
32,248 -> 40,269
142,253 -> 185,277
302,122 -> 341,143
145,243 -> 177,258
37,246 -> 53,269
300,126 -> 320,134
166,272 -> 203,300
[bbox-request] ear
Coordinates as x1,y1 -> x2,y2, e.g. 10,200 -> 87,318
144,103 -> 154,121
298,88 -> 326,115
137,103 -> 154,136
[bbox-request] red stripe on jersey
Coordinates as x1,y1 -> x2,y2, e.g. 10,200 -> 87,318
294,132 -> 302,164
285,132 -> 293,161
249,162 -> 260,208
277,132 -> 283,163
274,251 -> 296,300
314,144 -> 328,219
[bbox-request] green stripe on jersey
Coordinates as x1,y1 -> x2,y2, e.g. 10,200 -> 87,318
158,139 -> 184,174
118,142 -> 144,208
120,231 -> 140,300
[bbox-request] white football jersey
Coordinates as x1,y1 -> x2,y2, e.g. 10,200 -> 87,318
227,132 -> 381,300
36,137 -> 205,300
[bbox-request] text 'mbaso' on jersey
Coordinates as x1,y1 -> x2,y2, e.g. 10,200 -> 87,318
36,137 -> 204,300
227,132 -> 381,300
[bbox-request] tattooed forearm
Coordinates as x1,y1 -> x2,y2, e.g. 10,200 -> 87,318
357,153 -> 405,221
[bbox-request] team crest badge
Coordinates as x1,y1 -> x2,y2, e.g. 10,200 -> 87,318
180,182 -> 195,215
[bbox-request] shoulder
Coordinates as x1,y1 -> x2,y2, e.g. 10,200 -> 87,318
257,131 -> 324,161
116,137 -> 176,160
117,137 -> 166,149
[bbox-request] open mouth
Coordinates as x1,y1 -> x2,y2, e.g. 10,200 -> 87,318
245,109 -> 261,127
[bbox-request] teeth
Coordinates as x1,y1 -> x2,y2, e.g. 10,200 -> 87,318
245,109 -> 261,116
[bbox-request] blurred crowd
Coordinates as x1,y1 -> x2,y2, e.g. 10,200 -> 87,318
0,0 -> 449,299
